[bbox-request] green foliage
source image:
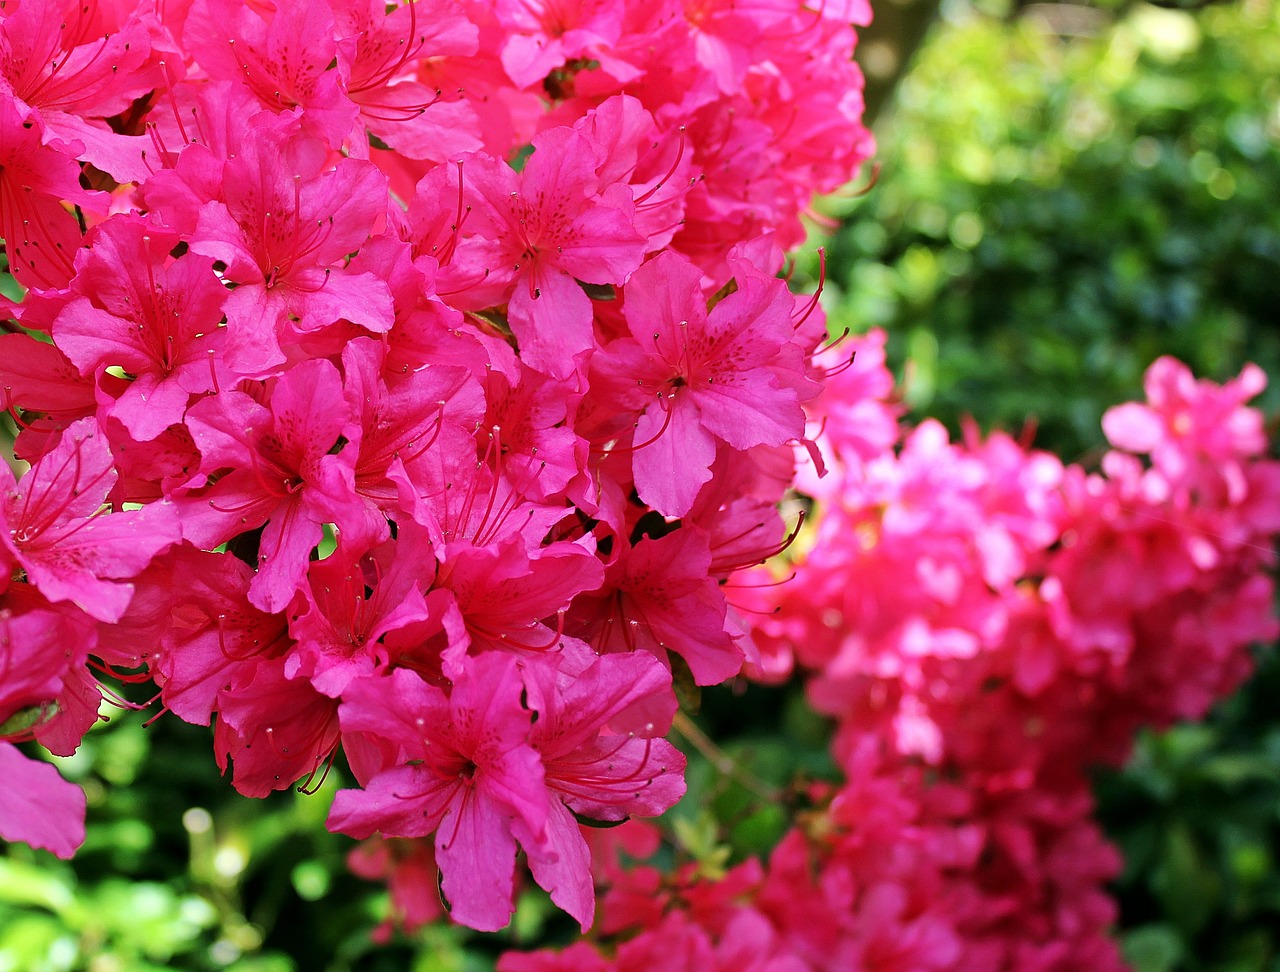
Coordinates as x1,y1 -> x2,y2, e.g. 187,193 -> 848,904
1097,649 -> 1280,972
824,0 -> 1280,457
0,716 -> 401,972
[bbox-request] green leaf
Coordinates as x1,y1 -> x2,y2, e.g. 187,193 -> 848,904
1122,923 -> 1184,972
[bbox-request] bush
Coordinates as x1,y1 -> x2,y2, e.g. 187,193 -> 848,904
820,2 -> 1280,968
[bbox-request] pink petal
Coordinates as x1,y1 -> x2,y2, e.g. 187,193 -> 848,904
632,396 -> 716,518
0,743 -> 85,859
507,264 -> 595,380
436,782 -> 522,931
525,800 -> 595,930
328,763 -> 458,839
1101,402 -> 1164,454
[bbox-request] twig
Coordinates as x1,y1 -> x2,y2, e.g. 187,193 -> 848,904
671,712 -> 782,804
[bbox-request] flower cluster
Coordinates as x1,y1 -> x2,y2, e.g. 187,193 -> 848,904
499,340 -> 1280,969
0,0 -> 872,930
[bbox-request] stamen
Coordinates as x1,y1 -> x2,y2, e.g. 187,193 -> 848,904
632,127 -> 687,207
712,509 -> 807,575
792,247 -> 825,331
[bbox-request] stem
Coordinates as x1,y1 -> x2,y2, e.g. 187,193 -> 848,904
671,712 -> 781,804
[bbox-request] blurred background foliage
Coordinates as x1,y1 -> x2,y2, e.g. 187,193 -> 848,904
821,0 -> 1280,456
3,0 -> 1280,968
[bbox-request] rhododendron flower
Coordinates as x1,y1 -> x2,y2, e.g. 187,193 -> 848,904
1103,356 -> 1269,502
592,250 -> 813,516
177,359 -> 358,613
145,547 -> 291,726
337,336 -> 478,538
0,0 -> 889,940
187,116 -> 393,375
448,127 -> 646,378
284,533 -> 432,696
522,650 -> 686,928
334,0 -> 482,161
431,536 -> 604,676
54,217 -> 227,441
214,654 -> 342,796
0,97 -> 103,291
16,3 -> 1276,967
0,0 -> 159,182
568,527 -> 742,685
0,333 -> 101,431
184,0 -> 357,147
1,418 -> 180,622
328,657 -> 550,931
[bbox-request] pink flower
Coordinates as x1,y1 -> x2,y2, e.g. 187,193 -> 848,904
146,547 -> 291,726
0,333 -> 100,431
495,0 -> 625,89
1103,356 -> 1269,502
214,652 -> 342,796
286,528 -> 433,696
337,336 -> 479,534
0,0 -> 159,181
573,96 -> 696,253
54,216 -> 227,441
447,127 -> 646,379
568,527 -> 742,685
499,942 -> 613,972
682,0 -> 793,95
0,96 -> 103,291
328,657 -> 548,931
187,115 -> 393,376
183,0 -> 357,148
432,536 -> 604,677
1,418 -> 180,622
334,0 -> 482,160
0,582 -> 104,859
591,250 -> 812,516
482,362 -> 586,501
523,650 -> 686,928
177,359 -> 359,613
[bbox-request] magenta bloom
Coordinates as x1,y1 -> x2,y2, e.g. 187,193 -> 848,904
0,588 -> 102,860
495,0 -> 625,89
177,359 -> 359,613
54,216 -> 227,441
184,0 -> 356,148
1,419 -> 180,623
0,97 -> 102,291
328,657 -> 548,931
214,655 -> 342,797
187,116 -> 393,376
339,336 -> 478,537
452,128 -> 645,379
523,651 -> 686,929
568,528 -> 742,686
1103,356 -> 1270,502
592,250 -> 812,516
286,528 -> 434,697
335,0 -> 482,161
153,565 -> 279,726
432,537 -> 604,675
0,0 -> 158,182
